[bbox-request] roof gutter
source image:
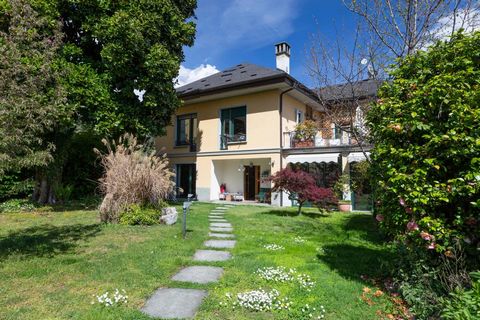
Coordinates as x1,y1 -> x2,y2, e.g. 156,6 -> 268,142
279,86 -> 293,207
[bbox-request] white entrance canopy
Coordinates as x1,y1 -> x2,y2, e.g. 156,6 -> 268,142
347,152 -> 370,163
286,153 -> 340,164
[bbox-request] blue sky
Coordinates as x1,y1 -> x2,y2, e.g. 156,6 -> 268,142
177,0 -> 359,87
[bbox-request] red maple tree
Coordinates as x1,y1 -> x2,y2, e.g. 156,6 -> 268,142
270,168 -> 337,215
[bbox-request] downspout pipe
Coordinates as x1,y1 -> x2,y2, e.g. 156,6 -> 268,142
279,87 -> 294,207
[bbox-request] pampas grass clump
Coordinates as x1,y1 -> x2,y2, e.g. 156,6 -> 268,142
95,133 -> 174,223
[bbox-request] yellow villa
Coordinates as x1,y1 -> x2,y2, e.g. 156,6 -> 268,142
156,42 -> 378,209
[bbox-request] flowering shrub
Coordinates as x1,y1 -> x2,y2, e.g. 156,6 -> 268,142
368,32 -> 480,257
264,243 -> 284,251
92,289 -> 128,307
368,32 -> 480,318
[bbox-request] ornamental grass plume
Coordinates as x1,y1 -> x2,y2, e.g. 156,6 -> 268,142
95,133 -> 174,223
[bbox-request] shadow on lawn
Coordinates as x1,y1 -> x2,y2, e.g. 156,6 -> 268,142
317,244 -> 394,282
262,209 -> 329,219
0,223 -> 101,259
342,214 -> 386,243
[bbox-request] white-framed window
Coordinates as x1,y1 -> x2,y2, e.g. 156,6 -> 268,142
295,109 -> 304,124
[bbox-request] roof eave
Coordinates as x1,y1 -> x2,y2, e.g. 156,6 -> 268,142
178,73 -> 320,105
177,73 -> 288,100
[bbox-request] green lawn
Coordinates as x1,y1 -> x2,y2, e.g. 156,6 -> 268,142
0,203 -> 395,319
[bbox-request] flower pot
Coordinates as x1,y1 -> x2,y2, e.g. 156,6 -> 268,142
338,203 -> 351,212
293,140 -> 314,148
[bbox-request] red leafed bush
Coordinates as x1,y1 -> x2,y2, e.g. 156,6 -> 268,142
270,168 -> 337,214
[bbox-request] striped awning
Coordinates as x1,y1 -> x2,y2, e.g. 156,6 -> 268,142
286,153 -> 340,164
347,152 -> 370,163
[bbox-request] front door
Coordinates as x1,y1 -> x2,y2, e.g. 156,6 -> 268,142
244,165 -> 260,200
176,164 -> 196,198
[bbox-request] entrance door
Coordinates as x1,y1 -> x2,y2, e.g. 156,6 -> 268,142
176,164 -> 196,198
244,165 -> 260,200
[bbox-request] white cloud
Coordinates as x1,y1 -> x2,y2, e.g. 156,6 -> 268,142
175,64 -> 219,88
188,0 -> 298,62
431,7 -> 480,41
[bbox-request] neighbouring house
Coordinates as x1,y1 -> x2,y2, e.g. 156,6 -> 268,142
156,42 -> 380,209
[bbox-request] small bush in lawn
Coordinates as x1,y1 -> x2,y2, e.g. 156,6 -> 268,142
119,204 -> 161,226
95,134 -> 174,223
0,198 -> 37,213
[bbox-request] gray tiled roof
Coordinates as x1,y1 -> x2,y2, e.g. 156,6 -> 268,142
176,63 -> 286,97
317,79 -> 383,101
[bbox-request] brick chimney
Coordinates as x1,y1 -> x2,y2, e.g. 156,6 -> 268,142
275,42 -> 290,74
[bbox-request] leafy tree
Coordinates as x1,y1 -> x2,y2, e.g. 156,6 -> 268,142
0,0 -> 66,176
55,0 -> 196,137
1,0 -> 197,203
368,31 -> 480,259
271,168 -> 336,215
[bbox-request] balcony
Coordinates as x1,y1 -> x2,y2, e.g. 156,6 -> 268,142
220,133 -> 247,150
284,127 -> 353,149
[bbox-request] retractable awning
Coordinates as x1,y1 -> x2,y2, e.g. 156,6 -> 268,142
347,152 -> 370,163
286,153 -> 340,164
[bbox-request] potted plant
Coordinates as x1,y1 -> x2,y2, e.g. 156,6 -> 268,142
293,120 -> 317,148
337,200 -> 352,212
333,173 -> 352,212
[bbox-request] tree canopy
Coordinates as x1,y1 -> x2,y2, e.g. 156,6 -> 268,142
0,0 -> 197,202
0,0 -> 66,175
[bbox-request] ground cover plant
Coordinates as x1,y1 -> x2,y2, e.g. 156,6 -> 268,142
0,203 -> 400,319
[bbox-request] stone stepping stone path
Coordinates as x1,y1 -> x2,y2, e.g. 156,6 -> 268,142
210,222 -> 232,228
142,205 -> 236,319
172,266 -> 224,284
193,249 -> 231,262
204,239 -> 236,249
210,226 -> 233,232
209,232 -> 235,238
141,288 -> 207,319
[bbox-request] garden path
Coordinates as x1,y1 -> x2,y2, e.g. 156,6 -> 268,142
141,204 -> 236,319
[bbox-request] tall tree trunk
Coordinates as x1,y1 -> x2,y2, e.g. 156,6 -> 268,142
32,167 -> 60,205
